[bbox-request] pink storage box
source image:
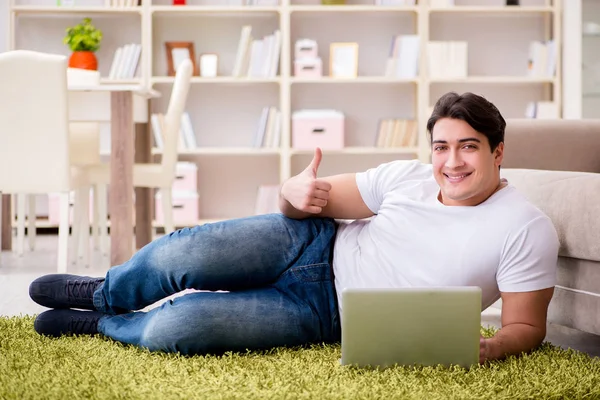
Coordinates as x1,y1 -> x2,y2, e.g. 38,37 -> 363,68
294,58 -> 322,78
173,162 -> 198,192
48,191 -> 94,224
295,39 -> 318,60
292,110 -> 345,150
155,191 -> 199,226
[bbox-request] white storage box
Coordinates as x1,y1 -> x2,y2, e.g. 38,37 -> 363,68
173,162 -> 198,193
295,39 -> 318,60
294,58 -> 323,78
155,190 -> 199,226
292,110 -> 345,150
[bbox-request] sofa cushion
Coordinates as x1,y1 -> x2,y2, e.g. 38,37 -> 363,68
501,168 -> 600,262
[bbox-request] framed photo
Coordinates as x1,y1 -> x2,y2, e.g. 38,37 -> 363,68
199,53 -> 218,78
329,42 -> 359,78
165,41 -> 199,76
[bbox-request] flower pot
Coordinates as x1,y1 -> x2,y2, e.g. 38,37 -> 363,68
68,51 -> 98,71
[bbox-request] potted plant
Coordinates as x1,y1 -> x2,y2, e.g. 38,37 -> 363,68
63,17 -> 103,71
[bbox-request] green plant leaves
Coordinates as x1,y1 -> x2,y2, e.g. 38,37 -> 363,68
63,17 -> 103,52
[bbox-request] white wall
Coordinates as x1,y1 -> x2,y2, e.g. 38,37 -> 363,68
0,1 -> 7,53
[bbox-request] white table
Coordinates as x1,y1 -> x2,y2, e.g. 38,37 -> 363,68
68,84 -> 160,266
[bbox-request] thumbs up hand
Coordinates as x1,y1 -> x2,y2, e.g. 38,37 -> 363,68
280,147 -> 332,215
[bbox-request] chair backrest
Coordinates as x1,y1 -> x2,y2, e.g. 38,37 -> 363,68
0,50 -> 72,193
67,68 -> 101,166
161,58 -> 193,185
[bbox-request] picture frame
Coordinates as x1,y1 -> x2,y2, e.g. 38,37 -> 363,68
165,41 -> 199,76
329,42 -> 359,78
199,53 -> 219,78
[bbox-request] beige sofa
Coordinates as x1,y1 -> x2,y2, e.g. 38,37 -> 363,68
500,119 -> 600,337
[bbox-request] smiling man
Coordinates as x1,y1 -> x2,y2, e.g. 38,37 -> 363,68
30,92 -> 558,364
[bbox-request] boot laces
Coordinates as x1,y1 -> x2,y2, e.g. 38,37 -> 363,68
66,279 -> 99,301
69,316 -> 99,334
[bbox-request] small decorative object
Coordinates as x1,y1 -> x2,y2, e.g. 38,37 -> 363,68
506,0 -> 519,5
321,0 -> 345,4
63,17 -> 102,71
329,42 -> 358,78
165,42 -> 199,76
199,54 -> 218,78
173,0 -> 186,4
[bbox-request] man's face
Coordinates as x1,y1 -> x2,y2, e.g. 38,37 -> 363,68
431,118 -> 504,207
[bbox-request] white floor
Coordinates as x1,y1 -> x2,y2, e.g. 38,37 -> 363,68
1,234 -> 599,357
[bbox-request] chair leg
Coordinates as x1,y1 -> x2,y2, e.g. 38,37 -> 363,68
70,190 -> 82,266
96,184 -> 109,257
92,185 -> 100,251
57,192 -> 70,273
27,194 -> 36,251
16,194 -> 25,257
161,188 -> 175,235
80,188 -> 91,268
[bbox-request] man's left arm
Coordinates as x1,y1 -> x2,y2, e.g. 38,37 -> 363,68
480,287 -> 554,363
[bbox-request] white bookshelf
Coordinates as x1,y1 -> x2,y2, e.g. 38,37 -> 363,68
7,0 -> 562,226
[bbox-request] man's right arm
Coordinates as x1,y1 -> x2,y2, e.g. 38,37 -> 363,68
279,148 -> 374,220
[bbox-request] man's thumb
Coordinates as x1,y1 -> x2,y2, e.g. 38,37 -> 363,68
308,147 -> 322,176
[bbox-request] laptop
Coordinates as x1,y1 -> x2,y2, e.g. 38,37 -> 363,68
340,287 -> 481,369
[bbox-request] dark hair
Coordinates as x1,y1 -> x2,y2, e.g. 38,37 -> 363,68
426,92 -> 506,152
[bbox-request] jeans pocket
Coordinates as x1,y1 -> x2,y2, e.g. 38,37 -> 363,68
276,264 -> 340,343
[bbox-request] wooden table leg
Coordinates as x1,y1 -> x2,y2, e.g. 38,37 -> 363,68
110,92 -> 134,266
1,194 -> 12,251
135,120 -> 152,250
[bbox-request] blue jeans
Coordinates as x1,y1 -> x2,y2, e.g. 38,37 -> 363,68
92,214 -> 340,356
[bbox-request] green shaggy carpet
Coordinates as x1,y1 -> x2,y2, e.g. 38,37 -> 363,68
1,316 -> 599,400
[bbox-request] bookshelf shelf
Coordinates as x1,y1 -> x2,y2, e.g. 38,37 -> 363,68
428,6 -> 553,14
429,76 -> 556,84
8,0 -> 562,223
290,77 -> 418,84
151,6 -> 281,15
288,5 -> 418,13
12,6 -> 142,15
290,147 -> 419,156
152,77 -> 280,84
150,147 -> 282,156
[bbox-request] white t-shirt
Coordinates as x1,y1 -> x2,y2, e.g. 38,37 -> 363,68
332,159 -> 559,314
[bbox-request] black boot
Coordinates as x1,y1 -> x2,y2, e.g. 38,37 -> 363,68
29,274 -> 105,310
34,309 -> 103,337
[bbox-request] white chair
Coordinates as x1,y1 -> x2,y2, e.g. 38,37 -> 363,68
85,58 -> 193,236
0,50 -> 91,272
25,68 -> 107,262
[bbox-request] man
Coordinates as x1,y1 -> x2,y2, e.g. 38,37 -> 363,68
30,92 -> 559,364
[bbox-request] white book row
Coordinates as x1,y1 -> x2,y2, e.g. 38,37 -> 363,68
104,0 -> 138,7
527,40 -> 556,78
375,0 -> 416,5
108,43 -> 141,80
233,26 -> 281,78
428,41 -> 468,79
384,35 -> 419,79
429,0 -> 455,6
151,112 -> 198,150
254,185 -> 280,216
525,101 -> 559,119
376,119 -> 418,148
254,106 -> 281,149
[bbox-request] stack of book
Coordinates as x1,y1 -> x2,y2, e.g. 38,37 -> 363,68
384,34 -> 419,79
254,185 -> 280,215
427,41 -> 468,79
253,106 -> 281,148
527,40 -> 556,78
150,112 -> 197,151
375,119 -> 418,148
107,43 -> 141,80
232,26 -> 281,78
